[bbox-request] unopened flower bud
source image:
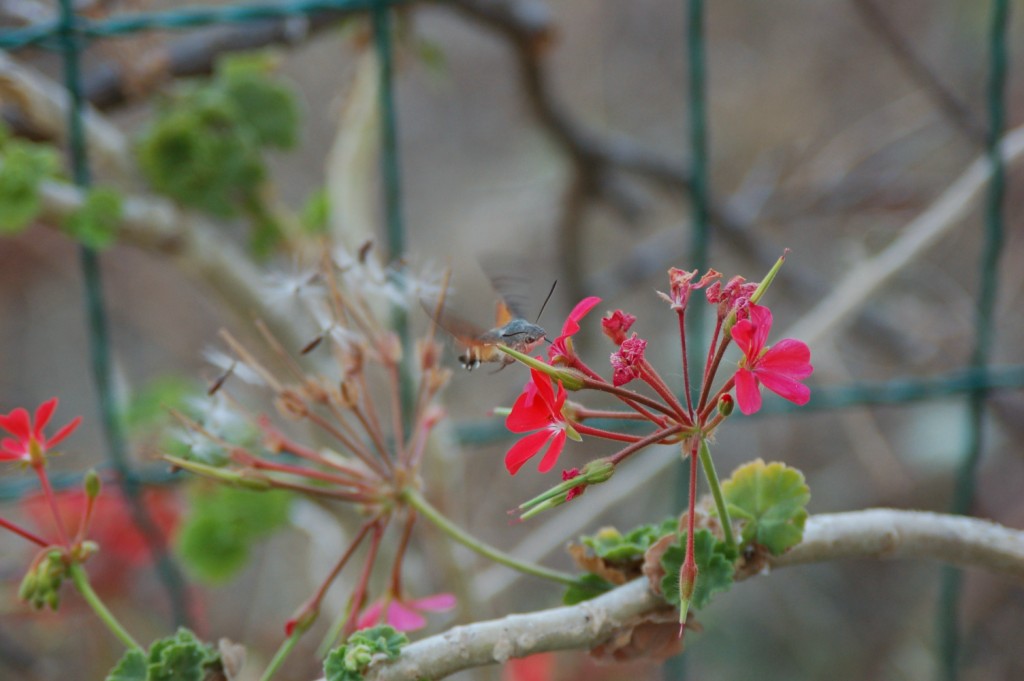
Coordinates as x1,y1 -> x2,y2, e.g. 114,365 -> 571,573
302,378 -> 331,404
275,389 -> 309,420
717,394 -> 734,416
84,469 -> 101,499
345,643 -> 374,671
380,331 -> 403,366
582,458 -> 615,484
418,338 -> 442,371
339,380 -> 360,408
601,310 -> 637,345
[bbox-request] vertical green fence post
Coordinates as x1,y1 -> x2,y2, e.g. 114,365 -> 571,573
937,0 -> 1011,679
55,0 -> 191,627
371,1 -> 414,425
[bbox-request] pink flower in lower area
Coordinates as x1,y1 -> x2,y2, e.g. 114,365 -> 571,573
548,296 -> 602,363
730,304 -> 813,415
610,334 -> 648,387
0,398 -> 81,466
505,368 -> 572,475
357,592 -> 456,632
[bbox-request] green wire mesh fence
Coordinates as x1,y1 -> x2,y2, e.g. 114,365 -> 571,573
0,1 -> 1015,679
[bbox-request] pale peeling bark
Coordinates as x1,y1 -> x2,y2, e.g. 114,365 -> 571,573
335,509 -> 1024,681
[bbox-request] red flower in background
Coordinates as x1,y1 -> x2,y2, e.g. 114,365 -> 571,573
505,368 -> 572,475
22,487 -> 180,590
548,297 -> 601,363
356,592 -> 456,632
0,398 -> 81,465
731,304 -> 813,415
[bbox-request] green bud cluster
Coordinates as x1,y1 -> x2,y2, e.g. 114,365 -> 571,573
19,550 -> 68,611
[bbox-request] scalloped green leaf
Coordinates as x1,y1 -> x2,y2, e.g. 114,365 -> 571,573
721,459 -> 809,555
659,529 -> 734,611
324,626 -> 408,681
147,628 -> 219,681
562,573 -> 615,605
105,649 -> 147,681
219,54 -> 299,150
580,516 -> 677,562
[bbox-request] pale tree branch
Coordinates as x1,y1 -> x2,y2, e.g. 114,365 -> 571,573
334,509 -> 1024,681
37,180 -> 308,350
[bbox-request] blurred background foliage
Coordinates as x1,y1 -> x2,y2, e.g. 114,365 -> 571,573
0,0 -> 1022,680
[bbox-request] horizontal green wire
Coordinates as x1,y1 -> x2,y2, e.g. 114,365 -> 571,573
3,363 -> 1021,500
455,364 -> 1024,445
0,0 -> 410,50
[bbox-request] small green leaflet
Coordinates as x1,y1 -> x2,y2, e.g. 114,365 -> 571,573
721,459 -> 810,555
324,626 -> 408,681
104,628 -> 220,681
658,529 -> 734,611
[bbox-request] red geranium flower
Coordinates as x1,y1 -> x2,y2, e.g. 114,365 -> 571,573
731,304 -> 813,415
356,592 -> 456,632
548,296 -> 602,363
0,398 -> 81,466
505,368 -> 573,475
609,333 -> 648,387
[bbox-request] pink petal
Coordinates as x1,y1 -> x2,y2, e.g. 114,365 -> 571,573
536,429 -> 567,474
1,438 -> 28,457
46,417 -> 82,449
734,368 -> 762,415
528,369 -> 558,414
505,430 -> 553,475
561,296 -> 602,336
755,369 -> 811,405
33,399 -> 58,437
730,319 -> 757,359
0,449 -> 27,462
506,391 -> 551,433
356,600 -> 385,630
410,593 -> 457,612
759,340 -> 813,378
386,601 -> 427,631
748,304 -> 773,356
0,408 -> 31,440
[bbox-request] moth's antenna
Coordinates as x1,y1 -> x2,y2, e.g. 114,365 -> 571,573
535,280 -> 558,323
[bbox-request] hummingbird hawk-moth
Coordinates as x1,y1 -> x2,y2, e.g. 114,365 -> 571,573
431,260 -> 555,371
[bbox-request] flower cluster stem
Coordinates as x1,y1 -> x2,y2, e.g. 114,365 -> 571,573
258,629 -> 302,681
69,563 -> 141,651
697,438 -> 736,555
402,488 -> 579,587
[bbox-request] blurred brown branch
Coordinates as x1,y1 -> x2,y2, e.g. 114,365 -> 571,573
346,509 -> 1024,681
849,0 -> 987,146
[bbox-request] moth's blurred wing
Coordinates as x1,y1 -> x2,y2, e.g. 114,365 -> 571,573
479,254 -> 535,320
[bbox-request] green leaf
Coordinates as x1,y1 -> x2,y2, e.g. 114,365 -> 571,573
324,626 -> 408,681
721,459 -> 810,555
105,650 -> 147,681
562,573 -> 614,605
176,485 -> 292,582
106,629 -> 218,681
62,186 -> 123,248
0,143 -> 61,234
301,188 -> 330,234
219,54 -> 299,150
580,517 -> 677,562
122,376 -> 197,433
658,529 -> 734,611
